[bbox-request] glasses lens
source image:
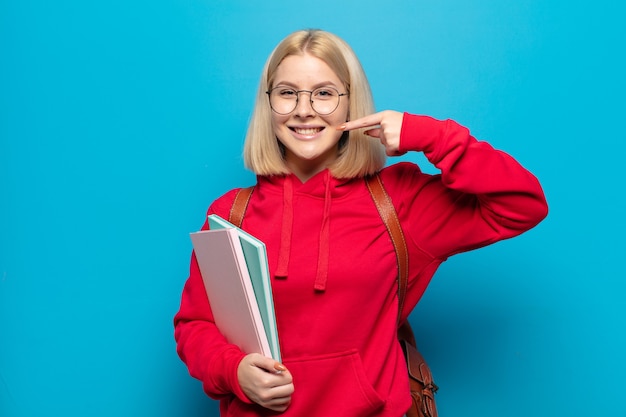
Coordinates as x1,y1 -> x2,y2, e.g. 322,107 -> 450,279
311,87 -> 340,115
269,88 -> 298,114
268,87 -> 342,115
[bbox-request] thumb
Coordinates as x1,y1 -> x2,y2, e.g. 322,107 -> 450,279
273,362 -> 287,373
364,128 -> 382,138
251,355 -> 287,374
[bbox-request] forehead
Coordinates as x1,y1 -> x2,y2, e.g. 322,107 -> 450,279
273,53 -> 341,87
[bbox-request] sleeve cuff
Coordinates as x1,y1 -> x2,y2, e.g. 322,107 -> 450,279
398,112 -> 443,154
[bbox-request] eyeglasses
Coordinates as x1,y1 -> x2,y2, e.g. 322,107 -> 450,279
266,86 -> 349,115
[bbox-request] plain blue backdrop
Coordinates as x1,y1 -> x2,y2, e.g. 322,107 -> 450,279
1,1 -> 625,416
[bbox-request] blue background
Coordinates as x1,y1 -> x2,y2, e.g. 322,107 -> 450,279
1,1 -> 624,416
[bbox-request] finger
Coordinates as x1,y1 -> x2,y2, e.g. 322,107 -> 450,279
262,390 -> 291,403
267,396 -> 292,408
261,394 -> 291,413
337,112 -> 384,131
388,149 -> 407,157
263,383 -> 294,411
267,402 -> 291,413
364,128 -> 382,138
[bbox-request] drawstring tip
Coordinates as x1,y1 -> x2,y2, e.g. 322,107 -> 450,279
313,278 -> 327,292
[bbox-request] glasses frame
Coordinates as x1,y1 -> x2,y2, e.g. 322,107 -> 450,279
266,86 -> 349,115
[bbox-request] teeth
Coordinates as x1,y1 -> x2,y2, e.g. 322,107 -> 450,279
294,127 -> 322,135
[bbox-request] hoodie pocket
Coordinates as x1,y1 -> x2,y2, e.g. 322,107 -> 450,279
285,349 -> 385,416
225,349 -> 386,417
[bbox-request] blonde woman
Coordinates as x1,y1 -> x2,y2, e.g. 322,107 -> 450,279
174,29 -> 548,417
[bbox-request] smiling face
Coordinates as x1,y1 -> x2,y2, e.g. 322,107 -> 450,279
270,53 -> 349,182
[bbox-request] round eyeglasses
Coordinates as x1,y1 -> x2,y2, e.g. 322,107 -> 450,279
266,86 -> 349,115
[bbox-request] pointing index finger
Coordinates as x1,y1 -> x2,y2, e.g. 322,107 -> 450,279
338,112 -> 384,131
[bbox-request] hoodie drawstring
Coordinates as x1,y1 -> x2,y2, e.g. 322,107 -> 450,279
313,170 -> 332,292
275,175 -> 293,279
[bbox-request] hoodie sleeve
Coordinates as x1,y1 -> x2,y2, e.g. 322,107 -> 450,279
173,189 -> 253,404
391,113 -> 548,259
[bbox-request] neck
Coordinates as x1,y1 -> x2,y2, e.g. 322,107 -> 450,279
288,165 -> 327,183
284,148 -> 339,183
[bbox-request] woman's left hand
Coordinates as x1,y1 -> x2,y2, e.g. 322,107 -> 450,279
338,110 -> 405,156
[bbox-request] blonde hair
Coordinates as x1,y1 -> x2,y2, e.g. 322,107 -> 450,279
243,29 -> 386,178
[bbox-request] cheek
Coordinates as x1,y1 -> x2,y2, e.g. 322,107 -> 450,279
271,115 -> 289,135
334,111 -> 349,126
337,104 -> 350,123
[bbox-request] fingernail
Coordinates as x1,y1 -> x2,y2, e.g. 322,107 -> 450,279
274,363 -> 286,372
337,124 -> 346,131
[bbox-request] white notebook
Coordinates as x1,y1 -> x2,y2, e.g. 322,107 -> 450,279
190,228 -> 273,359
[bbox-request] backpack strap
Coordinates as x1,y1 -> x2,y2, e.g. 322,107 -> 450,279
366,174 -> 439,416
229,186 -> 255,227
365,174 -> 409,323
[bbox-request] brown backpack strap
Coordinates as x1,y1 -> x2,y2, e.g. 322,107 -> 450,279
365,173 -> 409,322
229,186 -> 255,227
366,174 -> 438,417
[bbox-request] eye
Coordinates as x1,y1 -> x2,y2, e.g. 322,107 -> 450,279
277,88 -> 297,98
313,87 -> 337,99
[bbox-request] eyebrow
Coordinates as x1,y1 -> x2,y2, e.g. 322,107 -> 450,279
271,81 -> 341,90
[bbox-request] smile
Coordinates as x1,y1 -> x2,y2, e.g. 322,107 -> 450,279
290,127 -> 324,135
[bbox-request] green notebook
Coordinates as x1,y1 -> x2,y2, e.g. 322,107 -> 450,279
207,214 -> 281,361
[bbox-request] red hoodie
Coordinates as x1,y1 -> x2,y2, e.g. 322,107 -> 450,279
174,113 -> 548,417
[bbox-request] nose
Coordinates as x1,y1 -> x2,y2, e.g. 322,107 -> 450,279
293,91 -> 315,116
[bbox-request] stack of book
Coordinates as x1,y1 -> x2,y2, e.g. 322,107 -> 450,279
190,214 -> 281,361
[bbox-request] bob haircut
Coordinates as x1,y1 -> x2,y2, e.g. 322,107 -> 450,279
243,29 -> 386,179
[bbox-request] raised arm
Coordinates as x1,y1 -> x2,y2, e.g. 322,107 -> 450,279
343,111 -> 547,258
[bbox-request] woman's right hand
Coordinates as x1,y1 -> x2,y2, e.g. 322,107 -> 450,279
237,353 -> 294,412
338,110 -> 406,156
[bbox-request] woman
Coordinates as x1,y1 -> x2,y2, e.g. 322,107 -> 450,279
174,29 -> 548,417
